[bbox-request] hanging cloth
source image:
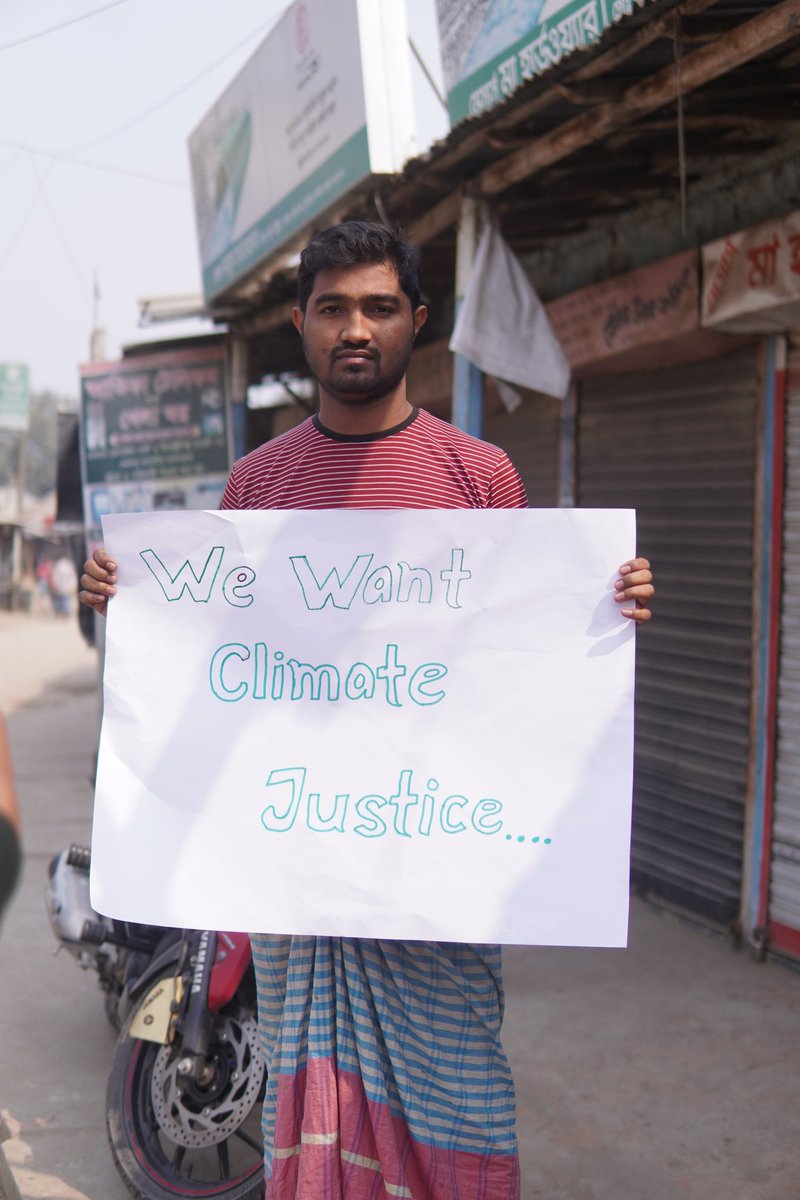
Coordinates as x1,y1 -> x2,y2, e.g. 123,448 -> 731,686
449,221 -> 571,401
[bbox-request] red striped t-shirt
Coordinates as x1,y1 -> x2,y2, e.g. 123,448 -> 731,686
221,407 -> 528,511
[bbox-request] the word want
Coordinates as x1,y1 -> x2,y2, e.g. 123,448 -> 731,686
139,546 -> 472,611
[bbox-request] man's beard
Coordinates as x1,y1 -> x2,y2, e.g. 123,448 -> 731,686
302,334 -> 415,407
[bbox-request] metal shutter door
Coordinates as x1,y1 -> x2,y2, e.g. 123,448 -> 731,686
578,349 -> 758,925
771,349 -> 800,951
484,395 -> 560,507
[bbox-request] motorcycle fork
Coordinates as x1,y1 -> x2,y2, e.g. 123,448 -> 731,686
176,930 -> 218,1084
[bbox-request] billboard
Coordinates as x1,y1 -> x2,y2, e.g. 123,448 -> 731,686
436,0 -> 655,125
78,345 -> 231,535
547,250 -> 698,368
189,0 -> 415,302
0,364 -> 30,433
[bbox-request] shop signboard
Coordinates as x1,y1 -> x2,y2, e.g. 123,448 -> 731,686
0,364 -> 30,433
701,210 -> 800,333
189,0 -> 415,302
78,345 -> 231,536
546,249 -> 698,368
436,0 -> 656,126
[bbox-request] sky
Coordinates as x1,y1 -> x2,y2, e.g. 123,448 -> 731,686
0,0 -> 447,401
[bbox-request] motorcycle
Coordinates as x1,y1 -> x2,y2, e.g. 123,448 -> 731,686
45,844 -> 266,1200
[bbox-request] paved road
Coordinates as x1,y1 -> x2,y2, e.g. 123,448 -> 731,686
1,611 -> 799,1200
0,613 -> 127,1200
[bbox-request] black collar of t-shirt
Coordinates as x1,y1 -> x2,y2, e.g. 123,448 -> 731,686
312,408 -> 419,443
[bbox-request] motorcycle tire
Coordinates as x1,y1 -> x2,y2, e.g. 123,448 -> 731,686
106,973 -> 266,1200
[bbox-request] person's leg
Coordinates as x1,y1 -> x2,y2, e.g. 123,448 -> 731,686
250,934 -> 520,1200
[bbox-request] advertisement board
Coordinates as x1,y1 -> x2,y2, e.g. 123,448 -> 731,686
436,0 -> 655,125
189,0 -> 415,302
701,210 -> 800,333
0,364 -> 30,433
78,345 -> 231,536
547,249 -> 698,368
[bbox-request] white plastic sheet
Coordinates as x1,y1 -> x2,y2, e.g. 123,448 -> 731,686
449,222 -> 571,400
91,507 -> 635,946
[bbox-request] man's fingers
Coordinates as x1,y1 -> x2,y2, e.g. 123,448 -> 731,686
618,557 -> 650,575
614,582 -> 655,604
78,589 -> 107,617
621,604 -> 652,623
80,567 -> 116,596
79,547 -> 116,617
615,556 -> 654,624
615,569 -> 651,588
84,551 -> 117,582
615,568 -> 652,591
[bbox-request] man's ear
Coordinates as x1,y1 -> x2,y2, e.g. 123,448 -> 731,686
413,304 -> 427,338
292,306 -> 304,335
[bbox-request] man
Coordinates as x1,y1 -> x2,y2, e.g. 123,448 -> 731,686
81,221 -> 654,1199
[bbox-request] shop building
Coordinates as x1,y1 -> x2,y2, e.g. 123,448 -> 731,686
190,0 -> 800,959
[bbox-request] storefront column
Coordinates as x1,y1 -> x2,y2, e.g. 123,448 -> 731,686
228,335 -> 249,461
746,336 -> 787,951
451,196 -> 484,437
558,383 -> 576,507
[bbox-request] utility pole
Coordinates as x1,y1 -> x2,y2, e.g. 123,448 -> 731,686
451,196 -> 487,437
90,271 -> 107,363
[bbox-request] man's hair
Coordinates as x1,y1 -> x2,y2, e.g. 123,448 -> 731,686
297,221 -> 422,312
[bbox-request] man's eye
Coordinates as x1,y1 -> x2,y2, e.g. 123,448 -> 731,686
372,305 -> 394,315
320,305 -> 341,314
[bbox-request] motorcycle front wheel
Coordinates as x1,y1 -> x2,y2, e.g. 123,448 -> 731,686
106,982 -> 266,1200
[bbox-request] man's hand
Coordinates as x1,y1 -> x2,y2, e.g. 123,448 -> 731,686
79,547 -> 117,618
614,557 -> 654,623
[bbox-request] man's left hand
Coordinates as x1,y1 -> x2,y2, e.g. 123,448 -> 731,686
614,558 -> 654,623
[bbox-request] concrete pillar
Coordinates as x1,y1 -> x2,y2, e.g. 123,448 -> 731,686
451,196 -> 486,437
228,335 -> 249,460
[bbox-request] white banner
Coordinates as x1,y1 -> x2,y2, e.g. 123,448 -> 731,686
91,508 -> 636,946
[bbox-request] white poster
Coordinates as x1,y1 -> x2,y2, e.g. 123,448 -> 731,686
189,0 -> 415,301
91,508 -> 636,947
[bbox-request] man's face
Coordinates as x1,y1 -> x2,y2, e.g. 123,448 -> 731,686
293,261 -> 427,407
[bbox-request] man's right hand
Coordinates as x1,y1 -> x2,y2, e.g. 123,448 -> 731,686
79,547 -> 117,618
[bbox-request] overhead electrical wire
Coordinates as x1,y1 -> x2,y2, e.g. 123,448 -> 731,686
0,139 -> 188,188
67,9 -> 285,155
33,162 -> 94,306
0,9 -> 286,189
0,161 -> 54,272
0,0 -> 129,53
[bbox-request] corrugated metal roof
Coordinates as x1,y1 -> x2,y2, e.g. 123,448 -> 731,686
211,0 -> 800,381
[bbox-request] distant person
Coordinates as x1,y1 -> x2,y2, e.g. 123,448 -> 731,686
49,555 -> 78,618
0,712 -> 22,922
36,558 -> 52,594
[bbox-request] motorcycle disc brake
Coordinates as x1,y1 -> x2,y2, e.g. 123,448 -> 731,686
150,1010 -> 264,1148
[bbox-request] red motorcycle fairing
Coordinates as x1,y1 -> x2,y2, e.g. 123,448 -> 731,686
208,931 -> 252,1012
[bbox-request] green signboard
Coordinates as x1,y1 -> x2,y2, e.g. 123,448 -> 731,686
79,346 -> 231,531
438,0 -> 654,126
0,364 -> 30,432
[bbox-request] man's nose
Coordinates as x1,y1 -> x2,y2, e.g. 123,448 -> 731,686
340,309 -> 370,343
